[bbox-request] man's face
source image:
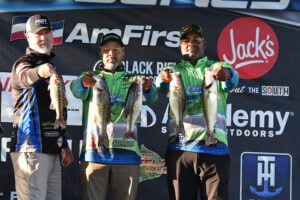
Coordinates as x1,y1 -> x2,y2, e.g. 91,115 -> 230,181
26,28 -> 53,54
180,32 -> 206,60
100,41 -> 125,72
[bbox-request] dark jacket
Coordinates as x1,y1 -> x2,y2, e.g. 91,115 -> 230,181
10,48 -> 68,154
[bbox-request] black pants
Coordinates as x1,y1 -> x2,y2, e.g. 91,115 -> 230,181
165,150 -> 230,200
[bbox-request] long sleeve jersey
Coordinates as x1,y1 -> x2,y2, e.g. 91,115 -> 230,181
10,48 -> 68,154
70,68 -> 157,164
156,56 -> 239,155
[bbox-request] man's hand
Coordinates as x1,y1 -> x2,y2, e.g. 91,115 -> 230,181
82,72 -> 96,88
213,66 -> 232,81
160,68 -> 172,84
38,63 -> 54,78
61,148 -> 74,167
142,77 -> 153,93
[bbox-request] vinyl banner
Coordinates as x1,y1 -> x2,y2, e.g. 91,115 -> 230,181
0,8 -> 299,200
0,0 -> 299,11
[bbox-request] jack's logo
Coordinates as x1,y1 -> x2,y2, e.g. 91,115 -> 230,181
241,152 -> 292,200
217,17 -> 279,79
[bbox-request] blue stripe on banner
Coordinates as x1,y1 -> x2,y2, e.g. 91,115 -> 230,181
12,15 -> 28,25
0,1 -> 298,11
52,21 -> 64,30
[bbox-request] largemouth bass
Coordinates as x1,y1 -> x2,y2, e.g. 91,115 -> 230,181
203,69 -> 218,146
169,72 -> 186,136
122,77 -> 143,140
93,75 -> 110,147
49,70 -> 68,129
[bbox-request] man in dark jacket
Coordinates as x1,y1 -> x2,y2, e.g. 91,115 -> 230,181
10,14 -> 73,200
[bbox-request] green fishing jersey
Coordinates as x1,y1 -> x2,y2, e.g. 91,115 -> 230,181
156,56 -> 239,155
71,69 -> 157,164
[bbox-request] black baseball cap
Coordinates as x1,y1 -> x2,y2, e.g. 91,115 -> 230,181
25,14 -> 52,34
180,24 -> 203,39
100,33 -> 124,47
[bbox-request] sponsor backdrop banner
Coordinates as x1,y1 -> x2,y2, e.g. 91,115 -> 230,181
0,6 -> 299,200
0,0 -> 299,12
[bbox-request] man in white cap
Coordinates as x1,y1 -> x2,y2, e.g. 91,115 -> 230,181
10,14 -> 73,200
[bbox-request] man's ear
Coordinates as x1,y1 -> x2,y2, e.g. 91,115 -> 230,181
121,50 -> 125,60
202,40 -> 207,50
25,32 -> 30,40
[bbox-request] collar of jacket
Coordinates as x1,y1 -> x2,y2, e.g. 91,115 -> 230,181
25,47 -> 55,59
97,64 -> 125,72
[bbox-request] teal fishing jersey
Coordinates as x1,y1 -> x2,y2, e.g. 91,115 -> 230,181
156,56 -> 239,155
70,68 -> 157,164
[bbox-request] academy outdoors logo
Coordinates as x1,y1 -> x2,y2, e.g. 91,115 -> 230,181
241,152 -> 292,200
10,15 -> 64,45
217,17 -> 279,79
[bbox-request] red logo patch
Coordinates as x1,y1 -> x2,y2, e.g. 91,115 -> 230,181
217,17 -> 279,79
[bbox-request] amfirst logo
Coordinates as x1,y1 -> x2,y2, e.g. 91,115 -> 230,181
217,17 -> 279,79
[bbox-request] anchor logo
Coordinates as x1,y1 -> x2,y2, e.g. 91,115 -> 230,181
250,156 -> 283,198
250,180 -> 282,198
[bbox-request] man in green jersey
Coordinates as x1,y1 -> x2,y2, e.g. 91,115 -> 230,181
156,25 -> 239,200
70,33 -> 157,200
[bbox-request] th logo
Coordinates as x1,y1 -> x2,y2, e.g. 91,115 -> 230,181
241,152 -> 292,200
249,156 -> 282,198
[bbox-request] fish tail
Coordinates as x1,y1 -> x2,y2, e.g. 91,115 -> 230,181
175,123 -> 185,136
205,130 -> 216,146
123,129 -> 136,140
54,119 -> 66,129
98,133 -> 109,148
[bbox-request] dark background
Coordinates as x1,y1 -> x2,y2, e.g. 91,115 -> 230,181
0,7 -> 299,200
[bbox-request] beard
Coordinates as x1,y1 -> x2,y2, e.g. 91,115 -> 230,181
182,52 -> 201,61
29,41 -> 53,54
104,62 -> 118,71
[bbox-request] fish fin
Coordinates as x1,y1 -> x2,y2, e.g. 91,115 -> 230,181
107,114 -> 111,124
49,103 -> 55,110
63,96 -> 68,107
168,104 -> 175,118
54,119 -> 66,129
136,112 -> 142,123
122,108 -> 129,121
94,115 -> 99,124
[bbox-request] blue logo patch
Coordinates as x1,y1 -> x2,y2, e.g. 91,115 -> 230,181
240,152 -> 292,200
